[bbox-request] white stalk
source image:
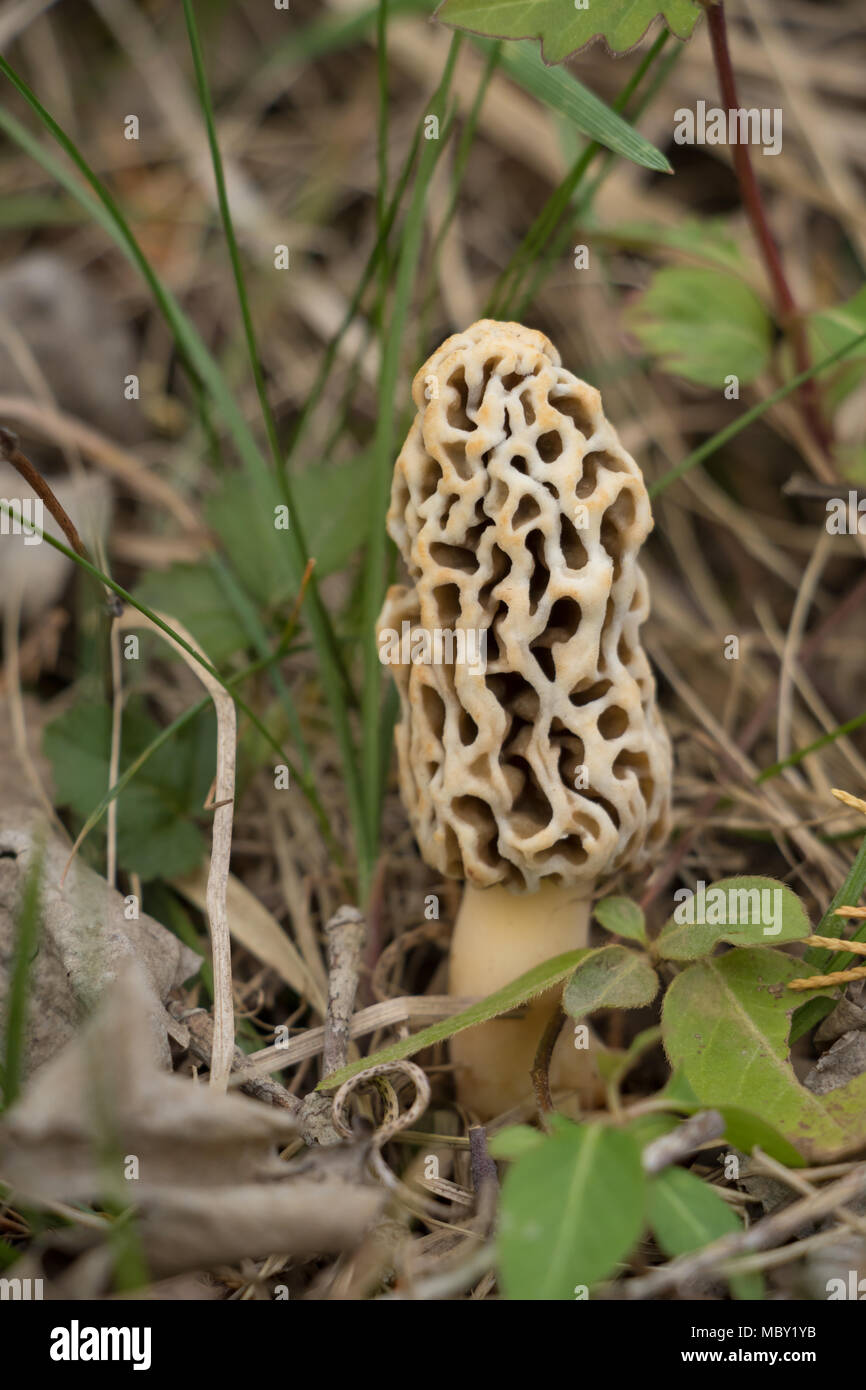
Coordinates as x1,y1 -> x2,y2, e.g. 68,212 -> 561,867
448,880 -> 603,1118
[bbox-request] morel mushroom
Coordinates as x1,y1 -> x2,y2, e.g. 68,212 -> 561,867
377,320 -> 671,1117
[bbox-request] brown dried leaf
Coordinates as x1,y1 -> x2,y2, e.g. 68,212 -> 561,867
0,810 -> 200,1075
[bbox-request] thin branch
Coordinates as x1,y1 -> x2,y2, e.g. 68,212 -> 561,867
0,425 -> 89,559
322,905 -> 367,1077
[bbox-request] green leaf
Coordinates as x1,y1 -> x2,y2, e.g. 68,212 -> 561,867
2,839 -> 44,1110
642,1075 -> 804,1165
649,330 -> 866,497
806,284 -> 866,409
438,0 -> 702,61
656,1071 -> 803,1164
662,948 -> 866,1162
204,474 -> 295,609
709,1107 -> 803,1168
498,1123 -> 645,1298
605,1025 -> 664,1091
43,700 -> 212,881
205,456 -> 375,609
598,217 -> 745,274
471,36 -> 672,173
657,877 -> 811,959
563,944 -> 658,1019
317,949 -> 593,1091
648,1165 -> 763,1300
134,565 -> 249,664
488,1124 -> 547,1161
594,895 -> 647,944
294,454 -> 376,578
626,267 -> 773,387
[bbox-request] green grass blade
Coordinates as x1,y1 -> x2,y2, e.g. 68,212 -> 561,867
479,36 -> 672,173
317,948 -> 591,1090
182,0 -> 282,468
487,31 -> 670,319
2,839 -> 44,1111
511,36 -> 682,319
649,331 -> 866,498
0,59 -> 369,875
0,501 -> 329,842
359,34 -> 463,873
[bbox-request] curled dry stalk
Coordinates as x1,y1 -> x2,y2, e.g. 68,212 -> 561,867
113,607 -> 237,1091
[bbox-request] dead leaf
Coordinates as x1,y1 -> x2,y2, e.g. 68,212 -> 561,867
0,810 -> 200,1075
805,1031 -> 866,1096
0,964 -> 383,1277
0,963 -> 297,1196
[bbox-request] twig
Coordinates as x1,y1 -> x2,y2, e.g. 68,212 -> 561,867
623,1161 -> 866,1298
172,1004 -> 301,1116
0,425 -> 89,559
0,396 -> 202,534
641,1110 -> 726,1174
322,905 -> 367,1077
530,1004 -> 566,1122
469,1124 -> 499,1195
701,1 -> 830,454
244,994 -> 480,1078
749,1146 -> 866,1237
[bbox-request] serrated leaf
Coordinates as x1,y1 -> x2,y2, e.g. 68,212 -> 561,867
648,1165 -> 762,1300
626,267 -> 773,387
657,877 -> 810,959
317,948 -> 593,1091
134,564 -> 249,664
662,948 -> 866,1161
594,895 -> 646,943
43,700 -> 212,881
469,36 -> 672,173
563,944 -> 658,1019
498,1123 -> 645,1298
437,0 -> 702,61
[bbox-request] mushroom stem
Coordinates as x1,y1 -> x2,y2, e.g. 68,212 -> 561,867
448,880 -> 604,1118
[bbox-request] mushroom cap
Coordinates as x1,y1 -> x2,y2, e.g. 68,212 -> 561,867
378,320 -> 671,893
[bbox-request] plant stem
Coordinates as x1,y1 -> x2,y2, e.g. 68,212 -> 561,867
0,427 -> 88,560
702,0 -> 830,454
530,1004 -> 566,1124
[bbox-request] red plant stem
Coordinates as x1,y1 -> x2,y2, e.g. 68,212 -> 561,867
703,1 -> 831,455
